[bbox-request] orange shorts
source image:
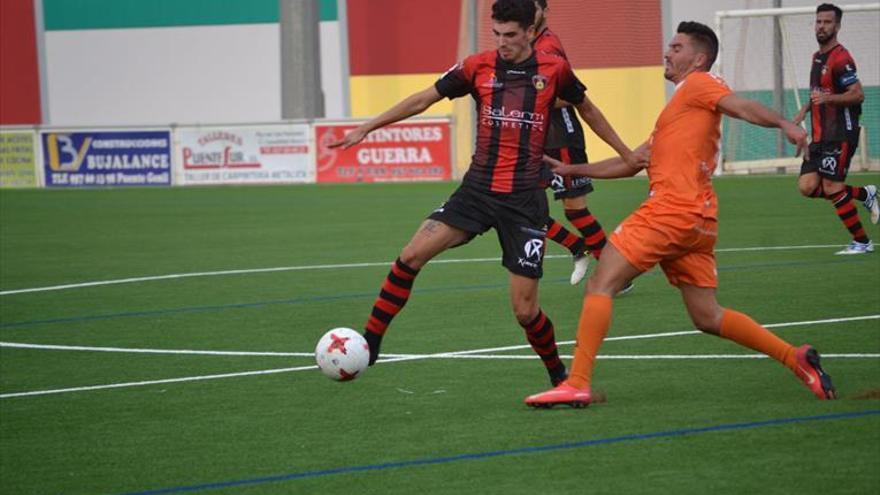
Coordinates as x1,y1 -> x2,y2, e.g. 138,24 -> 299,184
609,206 -> 718,288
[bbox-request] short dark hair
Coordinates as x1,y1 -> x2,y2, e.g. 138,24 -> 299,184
817,3 -> 843,22
535,0 -> 548,9
492,0 -> 537,31
677,21 -> 719,70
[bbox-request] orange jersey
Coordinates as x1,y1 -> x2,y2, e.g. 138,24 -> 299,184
646,71 -> 732,219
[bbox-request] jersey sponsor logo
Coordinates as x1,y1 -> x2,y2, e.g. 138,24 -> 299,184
506,69 -> 527,75
480,104 -> 545,131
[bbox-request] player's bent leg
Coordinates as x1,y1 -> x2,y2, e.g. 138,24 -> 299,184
798,172 -> 822,198
526,247 -> 640,409
823,179 -> 873,253
400,219 -> 471,269
678,285 -> 724,334
679,284 -> 836,400
586,243 -> 643,297
510,273 -> 567,386
364,220 -> 470,365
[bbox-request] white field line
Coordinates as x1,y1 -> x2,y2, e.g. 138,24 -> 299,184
1,314 -> 876,399
0,243 -> 845,296
387,353 -> 880,360
4,314 -> 875,358
0,342 -> 313,357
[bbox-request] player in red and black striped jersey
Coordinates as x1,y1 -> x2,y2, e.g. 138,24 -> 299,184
793,3 -> 877,255
531,1 -> 630,291
329,0 -> 639,386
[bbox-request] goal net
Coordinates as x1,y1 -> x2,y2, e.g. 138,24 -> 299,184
716,3 -> 880,173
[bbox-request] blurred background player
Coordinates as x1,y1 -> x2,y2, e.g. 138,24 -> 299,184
525,21 -> 834,408
532,1 -> 633,292
793,3 -> 878,255
329,0 -> 639,386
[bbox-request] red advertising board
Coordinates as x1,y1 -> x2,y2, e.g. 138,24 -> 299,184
315,120 -> 452,183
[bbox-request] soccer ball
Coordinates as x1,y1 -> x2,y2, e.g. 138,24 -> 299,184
314,327 -> 370,381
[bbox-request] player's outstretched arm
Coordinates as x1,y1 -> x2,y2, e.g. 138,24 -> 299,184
545,141 -> 649,179
570,95 -> 637,168
328,87 -> 444,149
717,94 -> 808,157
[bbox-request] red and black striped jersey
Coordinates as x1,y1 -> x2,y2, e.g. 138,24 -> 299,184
435,49 -> 585,193
532,27 -> 586,152
809,44 -> 861,142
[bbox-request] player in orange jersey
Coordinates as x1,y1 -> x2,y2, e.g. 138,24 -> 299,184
525,21 -> 835,408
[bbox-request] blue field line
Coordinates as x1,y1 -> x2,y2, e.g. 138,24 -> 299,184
118,409 -> 880,495
1,257 -> 871,330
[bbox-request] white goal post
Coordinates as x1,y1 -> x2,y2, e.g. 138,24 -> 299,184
715,3 -> 880,174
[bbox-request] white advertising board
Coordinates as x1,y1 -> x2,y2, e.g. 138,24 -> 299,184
175,123 -> 313,185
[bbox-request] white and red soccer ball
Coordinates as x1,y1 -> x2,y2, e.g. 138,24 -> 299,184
314,327 -> 370,381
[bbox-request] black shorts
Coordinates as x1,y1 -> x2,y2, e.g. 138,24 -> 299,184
800,139 -> 858,182
545,147 -> 594,199
427,185 -> 548,278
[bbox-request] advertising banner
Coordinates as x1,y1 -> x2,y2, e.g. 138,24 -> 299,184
314,120 -> 452,183
176,124 -> 312,185
0,130 -> 38,188
40,130 -> 172,187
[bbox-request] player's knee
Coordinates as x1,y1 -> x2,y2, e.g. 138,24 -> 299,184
690,311 -> 722,335
798,182 -> 816,197
398,245 -> 426,270
585,276 -> 618,297
512,300 -> 539,325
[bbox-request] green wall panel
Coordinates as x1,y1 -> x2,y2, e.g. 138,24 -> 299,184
43,0 -> 280,30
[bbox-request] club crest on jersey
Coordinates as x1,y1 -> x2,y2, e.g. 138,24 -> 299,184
532,74 -> 547,90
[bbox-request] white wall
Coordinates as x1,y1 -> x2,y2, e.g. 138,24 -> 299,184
45,24 -> 281,126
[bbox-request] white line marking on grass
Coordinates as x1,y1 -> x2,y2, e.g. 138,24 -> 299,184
0,243 -> 845,296
0,342 -> 313,357
393,353 -> 880,360
1,314 -> 875,399
0,365 -> 318,399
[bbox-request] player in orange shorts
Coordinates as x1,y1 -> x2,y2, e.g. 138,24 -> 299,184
525,21 -> 836,408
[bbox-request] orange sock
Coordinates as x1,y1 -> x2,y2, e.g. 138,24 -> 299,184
567,294 -> 613,389
719,309 -> 797,371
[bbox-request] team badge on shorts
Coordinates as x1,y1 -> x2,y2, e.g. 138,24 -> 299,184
821,156 -> 837,174
518,238 -> 544,270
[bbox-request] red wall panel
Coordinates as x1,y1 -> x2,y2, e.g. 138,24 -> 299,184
0,0 -> 42,124
347,0 -> 461,76
477,0 -> 662,69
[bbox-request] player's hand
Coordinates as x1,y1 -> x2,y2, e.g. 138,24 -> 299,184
327,127 -> 368,149
781,121 -> 808,158
543,154 -> 574,177
810,90 -> 832,106
622,149 -> 649,171
544,155 -> 567,177
632,141 -> 651,169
